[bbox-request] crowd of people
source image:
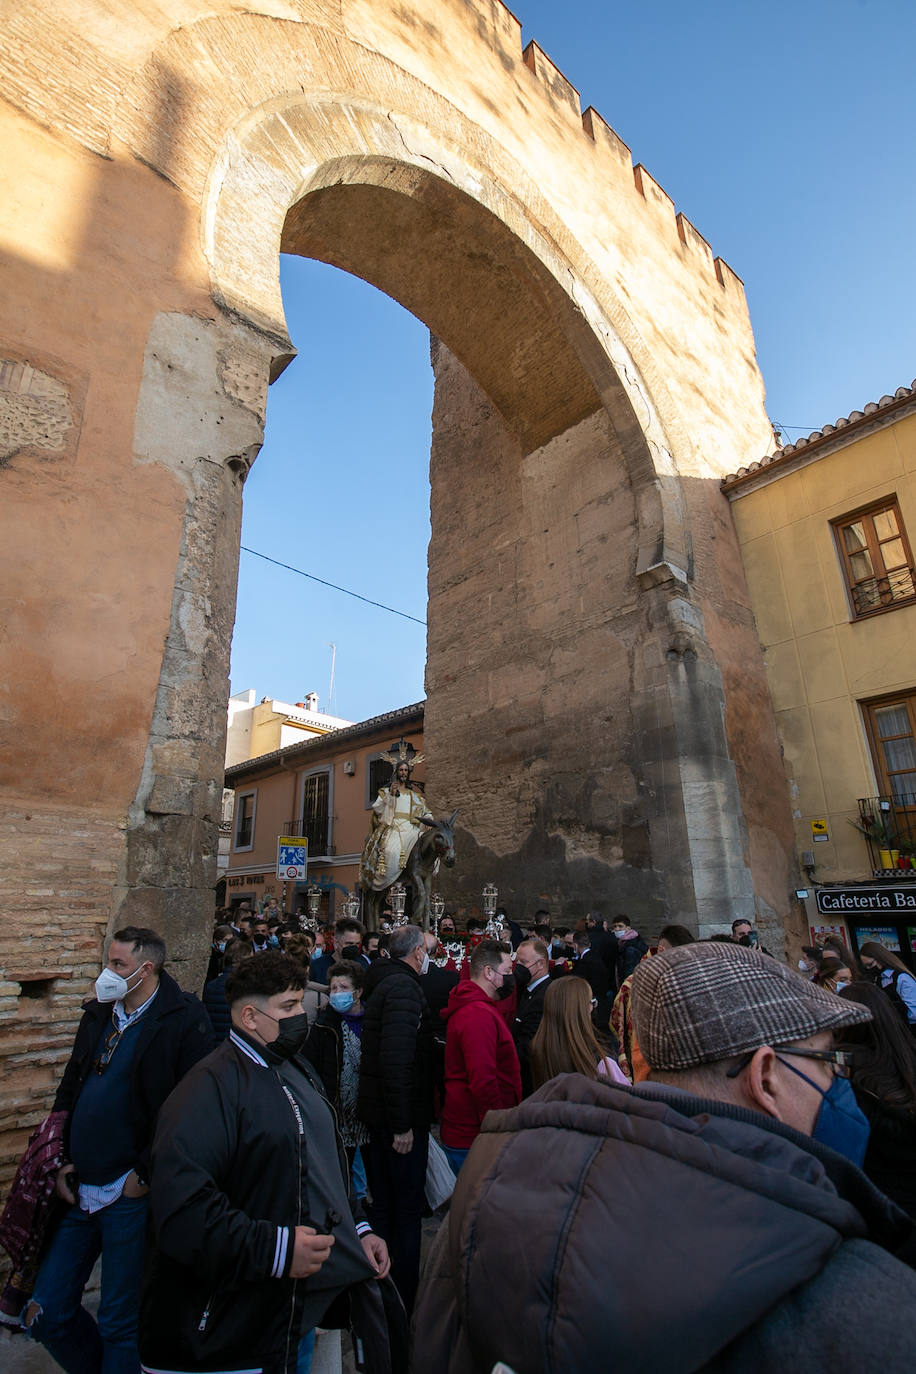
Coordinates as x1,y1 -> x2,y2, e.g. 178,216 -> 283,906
2,903 -> 916,1374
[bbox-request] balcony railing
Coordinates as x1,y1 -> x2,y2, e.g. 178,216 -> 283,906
852,566 -> 916,616
856,796 -> 916,874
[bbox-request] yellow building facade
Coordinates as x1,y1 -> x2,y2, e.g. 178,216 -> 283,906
226,689 -> 352,767
724,384 -> 916,959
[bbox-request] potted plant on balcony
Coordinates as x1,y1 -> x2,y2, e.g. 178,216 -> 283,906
849,813 -> 900,870
896,836 -> 915,871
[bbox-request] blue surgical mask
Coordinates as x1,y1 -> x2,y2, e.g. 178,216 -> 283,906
778,1058 -> 871,1167
329,991 -> 354,1013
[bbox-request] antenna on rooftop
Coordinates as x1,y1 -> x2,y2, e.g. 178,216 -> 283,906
327,642 -> 337,716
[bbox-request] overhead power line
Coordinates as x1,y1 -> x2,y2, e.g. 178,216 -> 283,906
239,545 -> 427,627
770,419 -> 819,435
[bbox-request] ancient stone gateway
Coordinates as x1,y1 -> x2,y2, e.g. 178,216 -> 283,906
0,2 -> 800,1172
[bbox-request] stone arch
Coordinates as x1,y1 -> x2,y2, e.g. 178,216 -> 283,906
124,77 -> 761,946
202,96 -> 690,585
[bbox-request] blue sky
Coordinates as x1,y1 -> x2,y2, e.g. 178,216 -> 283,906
230,0 -> 916,723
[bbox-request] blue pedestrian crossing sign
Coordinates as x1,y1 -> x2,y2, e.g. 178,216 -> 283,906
277,837 -> 308,881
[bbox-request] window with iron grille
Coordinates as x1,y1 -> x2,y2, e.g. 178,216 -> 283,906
300,771 -> 330,856
833,498 -> 916,619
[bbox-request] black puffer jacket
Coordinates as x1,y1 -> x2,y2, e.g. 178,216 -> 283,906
357,960 -> 435,1134
54,969 -> 214,1179
413,1074 -> 916,1373
303,1007 -> 345,1104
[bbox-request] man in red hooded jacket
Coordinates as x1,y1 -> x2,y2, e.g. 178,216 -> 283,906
439,940 -> 521,1175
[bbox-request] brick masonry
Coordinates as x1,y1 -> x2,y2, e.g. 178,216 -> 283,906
0,807 -> 119,1192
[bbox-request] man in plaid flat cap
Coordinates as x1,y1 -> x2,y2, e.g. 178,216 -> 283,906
413,940 -> 916,1373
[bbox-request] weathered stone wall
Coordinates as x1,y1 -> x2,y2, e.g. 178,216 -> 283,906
426,340 -> 653,919
426,344 -> 789,939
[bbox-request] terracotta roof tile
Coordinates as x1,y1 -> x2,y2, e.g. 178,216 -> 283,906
722,378 -> 916,491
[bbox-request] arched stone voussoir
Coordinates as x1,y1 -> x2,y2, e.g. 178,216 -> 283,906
205,95 -> 690,573
112,7 -> 698,566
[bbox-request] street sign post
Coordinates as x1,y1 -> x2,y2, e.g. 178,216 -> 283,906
277,837 -> 308,882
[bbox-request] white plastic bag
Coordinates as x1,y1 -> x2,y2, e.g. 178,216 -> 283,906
425,1134 -> 456,1210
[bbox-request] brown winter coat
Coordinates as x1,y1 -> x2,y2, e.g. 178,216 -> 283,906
412,1073 -> 916,1374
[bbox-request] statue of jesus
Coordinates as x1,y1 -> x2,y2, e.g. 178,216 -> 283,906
359,739 -> 432,891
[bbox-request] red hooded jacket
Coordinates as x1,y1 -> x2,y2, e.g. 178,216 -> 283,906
440,980 -> 522,1149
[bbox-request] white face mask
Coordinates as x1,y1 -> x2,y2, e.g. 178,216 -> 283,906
420,951 -> 430,976
95,964 -> 145,1004
835,981 -> 851,992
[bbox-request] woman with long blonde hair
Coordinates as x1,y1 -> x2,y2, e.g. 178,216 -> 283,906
530,976 -> 629,1090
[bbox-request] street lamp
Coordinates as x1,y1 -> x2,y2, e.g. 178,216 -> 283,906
297,887 -> 320,933
482,881 -> 500,937
389,881 -> 408,926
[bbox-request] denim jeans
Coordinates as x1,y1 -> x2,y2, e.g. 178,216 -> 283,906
29,1194 -> 148,1374
350,1144 -> 368,1200
440,1143 -> 469,1177
297,1327 -> 316,1374
364,1128 -> 429,1317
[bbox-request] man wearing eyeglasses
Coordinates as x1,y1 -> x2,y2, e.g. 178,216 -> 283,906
25,926 -> 214,1374
415,940 -> 916,1372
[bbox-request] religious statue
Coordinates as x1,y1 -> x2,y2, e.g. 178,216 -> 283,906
358,738 -> 459,928
359,738 -> 431,891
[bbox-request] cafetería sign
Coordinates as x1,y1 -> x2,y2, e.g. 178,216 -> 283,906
816,885 -> 916,915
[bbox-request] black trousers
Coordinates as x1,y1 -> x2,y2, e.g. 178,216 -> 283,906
364,1127 -> 429,1317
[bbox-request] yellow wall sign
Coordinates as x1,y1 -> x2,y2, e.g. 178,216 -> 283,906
810,818 -> 829,842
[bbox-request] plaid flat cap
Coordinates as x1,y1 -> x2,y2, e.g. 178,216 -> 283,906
630,941 -> 871,1071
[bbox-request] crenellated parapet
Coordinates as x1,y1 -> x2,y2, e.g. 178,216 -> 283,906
482,4 -> 748,304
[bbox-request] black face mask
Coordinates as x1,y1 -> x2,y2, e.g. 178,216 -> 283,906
256,1009 -> 310,1063
514,964 -> 532,990
341,945 -> 362,961
496,972 -> 515,1000
367,950 -> 380,961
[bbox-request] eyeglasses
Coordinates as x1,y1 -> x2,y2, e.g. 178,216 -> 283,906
726,1045 -> 855,1080
94,1025 -> 124,1074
